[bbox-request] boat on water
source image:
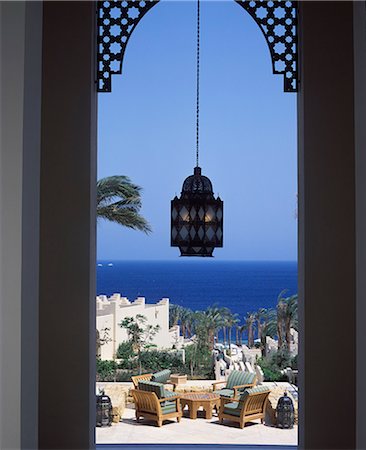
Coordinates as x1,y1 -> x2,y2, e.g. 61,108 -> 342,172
97,263 -> 103,267
107,263 -> 113,267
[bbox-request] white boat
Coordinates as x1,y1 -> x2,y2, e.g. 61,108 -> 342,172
97,263 -> 103,267
107,263 -> 113,267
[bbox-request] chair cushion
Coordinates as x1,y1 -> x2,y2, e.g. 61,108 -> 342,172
138,380 -> 165,399
237,385 -> 271,404
241,385 -> 270,397
223,401 -> 242,417
163,389 -> 177,399
152,369 -> 171,384
161,400 -> 178,415
247,385 -> 270,393
226,371 -> 256,390
213,388 -> 234,398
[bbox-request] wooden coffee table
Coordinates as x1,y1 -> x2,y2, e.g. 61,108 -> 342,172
180,393 -> 220,420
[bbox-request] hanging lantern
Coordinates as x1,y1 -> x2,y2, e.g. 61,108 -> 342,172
171,167 -> 223,256
171,0 -> 223,257
276,391 -> 295,429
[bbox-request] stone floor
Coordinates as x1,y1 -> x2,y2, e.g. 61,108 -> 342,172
96,405 -> 298,446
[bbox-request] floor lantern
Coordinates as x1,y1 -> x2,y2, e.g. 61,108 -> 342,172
96,393 -> 112,427
276,391 -> 295,429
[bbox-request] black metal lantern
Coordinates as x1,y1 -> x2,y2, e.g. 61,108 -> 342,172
170,1 -> 223,257
96,394 -> 112,427
171,167 -> 223,256
276,391 -> 295,429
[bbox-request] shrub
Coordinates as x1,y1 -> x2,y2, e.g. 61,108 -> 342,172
261,366 -> 284,382
183,343 -> 213,379
97,345 -> 215,381
139,350 -> 184,373
96,359 -> 118,381
291,354 -> 298,370
257,351 -> 289,382
274,348 -> 292,369
116,340 -> 134,359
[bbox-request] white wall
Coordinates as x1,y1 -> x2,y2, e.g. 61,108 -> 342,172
97,296 -> 171,359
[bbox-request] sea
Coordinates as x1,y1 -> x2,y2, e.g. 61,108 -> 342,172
96,260 -> 297,318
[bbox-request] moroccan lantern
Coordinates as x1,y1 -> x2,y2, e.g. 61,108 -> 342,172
276,391 -> 295,429
96,394 -> 112,427
171,167 -> 223,256
171,0 -> 223,257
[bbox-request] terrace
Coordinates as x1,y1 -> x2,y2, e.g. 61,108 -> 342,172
96,380 -> 298,447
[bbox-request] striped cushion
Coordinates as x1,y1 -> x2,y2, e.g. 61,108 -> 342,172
163,389 -> 177,399
223,401 -> 242,417
238,385 -> 271,403
152,369 -> 171,384
161,401 -> 177,415
226,371 -> 256,390
213,388 -> 234,398
138,380 -> 165,399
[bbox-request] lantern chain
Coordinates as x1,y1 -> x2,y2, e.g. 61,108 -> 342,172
196,0 -> 200,168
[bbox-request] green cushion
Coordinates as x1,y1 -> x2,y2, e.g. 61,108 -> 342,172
138,380 -> 165,398
161,401 -> 178,415
213,388 -> 234,398
163,389 -> 177,399
237,385 -> 271,404
223,401 -> 242,417
152,369 -> 171,384
241,385 -> 270,397
247,385 -> 270,393
226,371 -> 256,390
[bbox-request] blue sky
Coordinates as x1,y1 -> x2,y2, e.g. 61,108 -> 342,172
97,0 -> 297,261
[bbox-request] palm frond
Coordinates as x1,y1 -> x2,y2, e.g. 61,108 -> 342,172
97,175 -> 151,234
97,175 -> 142,207
97,206 -> 152,233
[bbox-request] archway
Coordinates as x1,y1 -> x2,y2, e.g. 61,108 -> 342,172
97,0 -> 298,93
96,0 -> 298,446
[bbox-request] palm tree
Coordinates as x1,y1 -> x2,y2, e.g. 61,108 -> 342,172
276,290 -> 288,349
226,313 -> 240,353
255,308 -> 267,342
184,309 -> 195,338
238,324 -> 246,347
180,307 -> 193,339
217,306 -> 231,345
255,307 -> 277,357
194,307 -> 222,350
169,304 -> 182,328
244,312 -> 256,348
276,290 -> 298,351
235,323 -> 241,346
283,295 -> 298,349
97,175 -> 151,233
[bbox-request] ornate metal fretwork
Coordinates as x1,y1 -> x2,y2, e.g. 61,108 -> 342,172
97,0 -> 298,93
235,0 -> 298,92
97,0 -> 159,92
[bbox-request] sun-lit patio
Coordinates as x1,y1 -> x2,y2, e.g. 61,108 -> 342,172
96,381 -> 298,447
97,404 -> 297,446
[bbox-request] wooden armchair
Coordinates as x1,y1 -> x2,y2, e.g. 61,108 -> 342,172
218,385 -> 270,429
131,389 -> 182,427
131,373 -> 152,388
212,371 -> 257,399
132,370 -> 174,390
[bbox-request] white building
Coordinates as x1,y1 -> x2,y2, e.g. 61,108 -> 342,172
96,294 -> 183,360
